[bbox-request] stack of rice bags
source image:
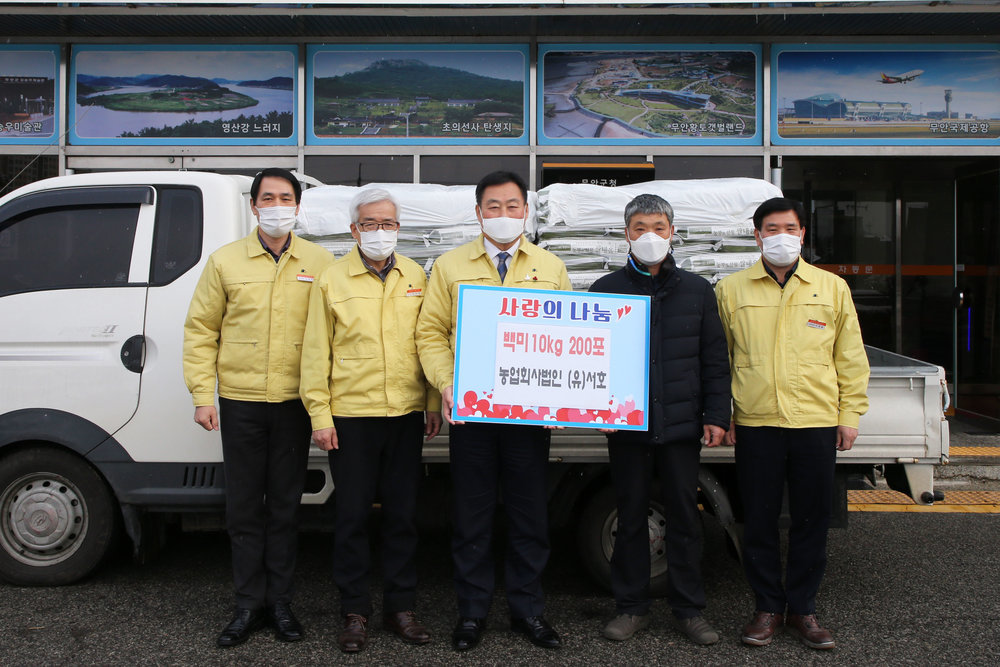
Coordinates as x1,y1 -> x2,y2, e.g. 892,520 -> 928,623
536,178 -> 783,289
296,182 -> 539,275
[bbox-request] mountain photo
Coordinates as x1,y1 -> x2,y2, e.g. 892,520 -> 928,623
310,48 -> 526,141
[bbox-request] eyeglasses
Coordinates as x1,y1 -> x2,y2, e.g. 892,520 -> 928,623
357,220 -> 400,232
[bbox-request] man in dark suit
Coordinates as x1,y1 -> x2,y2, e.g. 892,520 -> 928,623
416,171 -> 571,652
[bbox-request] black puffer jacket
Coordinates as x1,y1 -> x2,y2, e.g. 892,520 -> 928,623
589,254 -> 731,445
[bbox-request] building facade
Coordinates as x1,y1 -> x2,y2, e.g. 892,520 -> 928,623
1,0 -> 998,421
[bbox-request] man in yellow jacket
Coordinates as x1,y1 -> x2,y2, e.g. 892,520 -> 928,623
715,197 -> 869,651
299,189 -> 441,654
183,168 -> 333,648
416,171 -> 571,653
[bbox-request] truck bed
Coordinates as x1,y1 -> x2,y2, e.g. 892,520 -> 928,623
416,345 -> 949,467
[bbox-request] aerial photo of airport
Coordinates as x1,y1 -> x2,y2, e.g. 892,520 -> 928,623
542,49 -> 757,141
774,48 -> 1000,140
310,49 -> 525,140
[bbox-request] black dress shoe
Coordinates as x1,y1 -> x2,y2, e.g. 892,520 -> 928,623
268,602 -> 304,642
217,607 -> 266,648
451,617 -> 486,651
511,615 -> 562,649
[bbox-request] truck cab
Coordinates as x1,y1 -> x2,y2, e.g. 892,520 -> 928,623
0,172 -> 251,584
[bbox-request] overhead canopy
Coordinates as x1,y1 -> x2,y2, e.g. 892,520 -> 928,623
2,1 -> 999,40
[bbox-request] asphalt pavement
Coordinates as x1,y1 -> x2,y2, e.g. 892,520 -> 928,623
2,510 -> 999,666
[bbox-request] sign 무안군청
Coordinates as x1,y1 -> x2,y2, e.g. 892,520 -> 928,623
453,285 -> 649,429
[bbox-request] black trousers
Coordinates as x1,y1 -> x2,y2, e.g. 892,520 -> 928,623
449,422 -> 550,619
329,412 -> 424,617
218,397 -> 311,609
734,425 -> 838,615
607,438 -> 706,619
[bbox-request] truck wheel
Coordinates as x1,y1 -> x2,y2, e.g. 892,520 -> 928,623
577,485 -> 670,597
0,447 -> 117,586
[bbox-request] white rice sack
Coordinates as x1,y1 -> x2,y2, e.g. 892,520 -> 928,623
678,252 -> 762,272
297,182 -> 538,238
537,178 -> 782,232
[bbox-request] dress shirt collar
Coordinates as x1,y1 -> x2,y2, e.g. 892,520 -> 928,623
482,235 -> 520,268
258,231 -> 291,262
358,248 -> 396,282
762,258 -> 800,289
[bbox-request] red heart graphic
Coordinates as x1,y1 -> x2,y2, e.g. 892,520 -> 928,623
617,305 -> 632,320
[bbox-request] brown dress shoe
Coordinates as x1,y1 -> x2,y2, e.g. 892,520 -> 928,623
384,610 -> 431,645
786,614 -> 835,650
742,611 -> 784,646
338,613 -> 369,653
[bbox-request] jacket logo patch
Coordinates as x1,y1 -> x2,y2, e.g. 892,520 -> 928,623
616,305 -> 632,320
296,274 -> 314,282
807,319 -> 827,329
406,288 -> 423,297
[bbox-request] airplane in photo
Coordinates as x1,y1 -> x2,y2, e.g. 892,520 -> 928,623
879,69 -> 924,84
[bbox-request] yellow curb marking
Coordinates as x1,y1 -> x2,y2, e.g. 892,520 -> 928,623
949,446 -> 1000,457
849,503 -> 1000,513
848,489 -> 1000,513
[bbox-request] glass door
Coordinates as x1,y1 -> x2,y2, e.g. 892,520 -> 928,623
783,157 -> 960,388
805,182 -> 895,351
955,164 -> 1000,421
898,181 -> 955,373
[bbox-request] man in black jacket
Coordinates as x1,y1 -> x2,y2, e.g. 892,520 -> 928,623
589,193 -> 731,645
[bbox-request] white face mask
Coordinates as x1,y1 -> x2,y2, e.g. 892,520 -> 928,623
759,232 -> 802,267
629,231 -> 671,267
481,214 -> 525,245
359,229 -> 397,261
256,205 -> 297,237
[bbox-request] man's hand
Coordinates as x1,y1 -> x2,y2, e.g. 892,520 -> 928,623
723,421 -> 736,446
194,406 -> 219,431
703,424 -> 726,447
425,411 -> 442,440
312,427 -> 339,451
441,385 -> 465,426
836,425 -> 859,451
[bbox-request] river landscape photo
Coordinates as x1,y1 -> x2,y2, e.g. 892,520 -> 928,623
71,48 -> 295,142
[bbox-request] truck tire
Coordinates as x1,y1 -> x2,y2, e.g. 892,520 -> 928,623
0,447 -> 117,586
577,485 -> 670,597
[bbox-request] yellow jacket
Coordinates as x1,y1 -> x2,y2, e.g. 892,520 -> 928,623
416,234 -> 572,392
183,229 -> 333,406
715,258 -> 870,428
299,247 -> 441,430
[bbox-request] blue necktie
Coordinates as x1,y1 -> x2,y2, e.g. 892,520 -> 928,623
497,251 -> 510,282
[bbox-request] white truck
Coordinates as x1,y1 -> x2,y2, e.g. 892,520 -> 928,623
0,171 -> 949,590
